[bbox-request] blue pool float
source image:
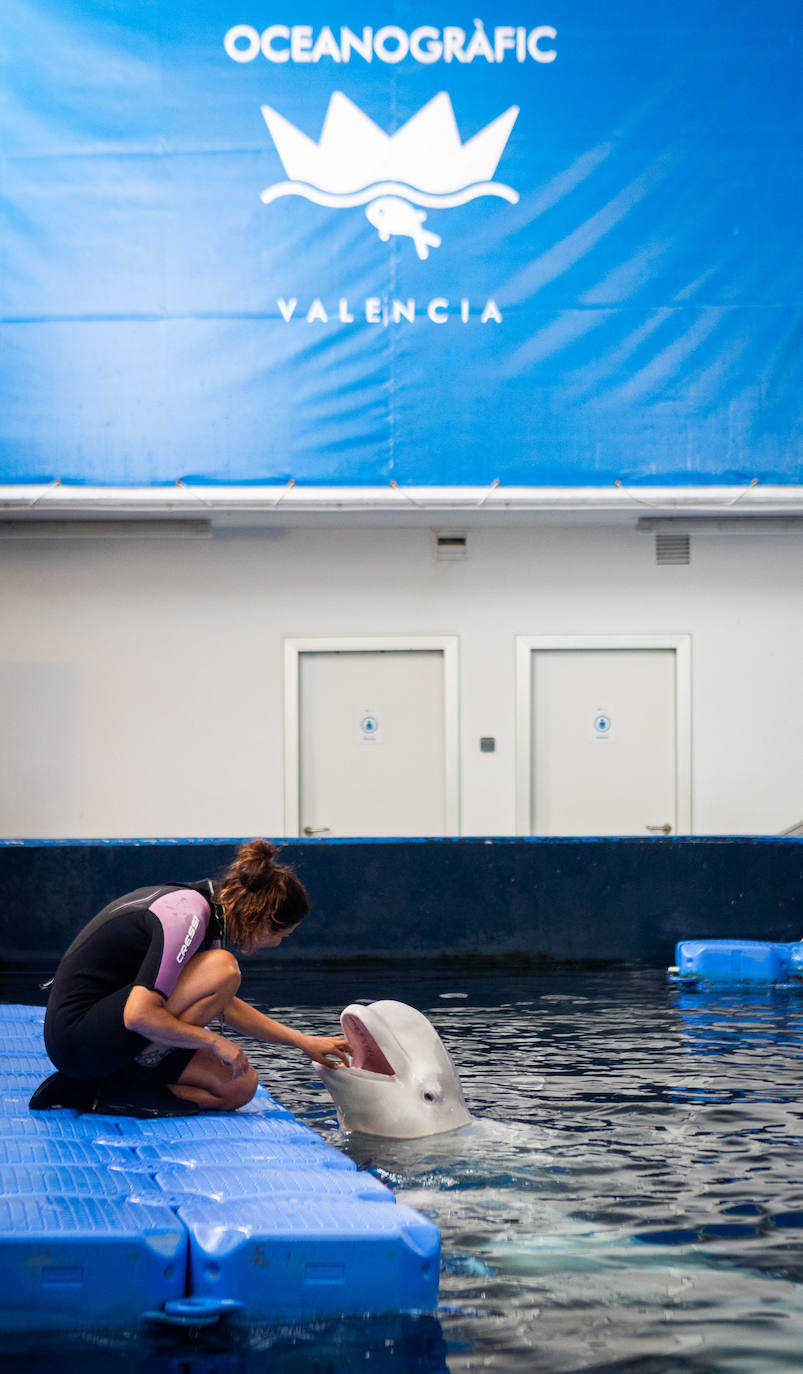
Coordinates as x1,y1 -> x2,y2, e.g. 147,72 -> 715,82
669,938 -> 803,986
0,1005 -> 441,1332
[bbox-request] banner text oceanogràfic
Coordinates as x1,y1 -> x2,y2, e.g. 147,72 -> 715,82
223,21 -> 557,65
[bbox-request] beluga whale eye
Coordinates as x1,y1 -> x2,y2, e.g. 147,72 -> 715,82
422,1089 -> 441,1103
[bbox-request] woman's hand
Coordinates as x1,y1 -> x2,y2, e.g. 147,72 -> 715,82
210,1033 -> 251,1079
123,986 -> 252,1079
298,1034 -> 352,1069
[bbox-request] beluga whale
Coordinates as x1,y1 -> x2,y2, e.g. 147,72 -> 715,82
316,1000 -> 471,1138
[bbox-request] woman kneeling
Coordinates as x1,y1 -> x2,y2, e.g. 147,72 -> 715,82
38,839 -> 349,1114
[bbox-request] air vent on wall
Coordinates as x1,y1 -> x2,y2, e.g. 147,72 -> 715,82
435,533 -> 467,561
655,533 -> 690,565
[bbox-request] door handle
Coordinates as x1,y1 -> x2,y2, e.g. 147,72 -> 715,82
303,826 -> 331,836
646,823 -> 672,834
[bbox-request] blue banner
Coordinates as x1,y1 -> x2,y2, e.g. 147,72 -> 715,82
1,1 -> 801,486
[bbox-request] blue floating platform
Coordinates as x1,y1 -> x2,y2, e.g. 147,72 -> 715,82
672,938 -> 803,985
150,1163 -> 394,1206
129,1136 -> 357,1170
179,1197 -> 441,1321
0,1162 -> 155,1199
0,1112 -> 110,1139
0,1004 -> 441,1332
0,1196 -> 187,1333
0,1138 -> 139,1167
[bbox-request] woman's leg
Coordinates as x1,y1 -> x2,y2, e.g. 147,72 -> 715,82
152,948 -> 258,1110
133,947 -> 242,1065
168,1047 -> 259,1110
164,947 -> 243,1024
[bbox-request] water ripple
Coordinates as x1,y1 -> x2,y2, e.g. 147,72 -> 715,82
236,966 -> 803,1372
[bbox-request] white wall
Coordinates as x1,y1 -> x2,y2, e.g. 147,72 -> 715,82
1,523 -> 801,838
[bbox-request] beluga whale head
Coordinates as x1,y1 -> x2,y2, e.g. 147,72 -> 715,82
316,1000 -> 471,1138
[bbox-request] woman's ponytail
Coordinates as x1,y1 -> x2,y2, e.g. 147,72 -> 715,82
236,838 -> 280,892
218,839 -> 309,951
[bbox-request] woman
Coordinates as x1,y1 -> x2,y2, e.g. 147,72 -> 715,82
32,839 -> 350,1116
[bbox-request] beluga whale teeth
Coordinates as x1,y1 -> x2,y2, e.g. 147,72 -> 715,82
340,1012 -> 396,1075
316,999 -> 471,1139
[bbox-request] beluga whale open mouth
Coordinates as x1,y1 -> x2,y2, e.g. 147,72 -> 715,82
316,1000 -> 471,1139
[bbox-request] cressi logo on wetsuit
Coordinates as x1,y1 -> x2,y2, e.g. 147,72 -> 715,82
176,914 -> 200,964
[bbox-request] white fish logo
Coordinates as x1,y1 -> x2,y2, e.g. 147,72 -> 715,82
365,197 -> 442,260
260,91 -> 519,258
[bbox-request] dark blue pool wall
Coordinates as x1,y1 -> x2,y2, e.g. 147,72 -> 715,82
1,837 -> 800,968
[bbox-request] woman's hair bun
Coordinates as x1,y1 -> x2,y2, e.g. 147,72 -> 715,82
219,837 -> 309,948
235,838 -> 280,892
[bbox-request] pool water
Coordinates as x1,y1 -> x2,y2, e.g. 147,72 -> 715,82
4,964 -> 803,1373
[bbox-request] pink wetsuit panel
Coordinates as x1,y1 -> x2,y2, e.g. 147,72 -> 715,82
148,889 -> 211,998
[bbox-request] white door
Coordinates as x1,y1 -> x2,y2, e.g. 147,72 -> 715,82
518,638 -> 691,836
291,645 -> 457,837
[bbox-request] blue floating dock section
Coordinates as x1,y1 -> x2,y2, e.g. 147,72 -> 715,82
673,938 -> 803,985
0,1005 -> 440,1332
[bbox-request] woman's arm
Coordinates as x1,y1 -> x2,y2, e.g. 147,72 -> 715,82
221,995 -> 351,1068
123,985 -> 250,1076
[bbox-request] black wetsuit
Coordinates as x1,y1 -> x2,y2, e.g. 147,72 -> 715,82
44,880 -> 223,1083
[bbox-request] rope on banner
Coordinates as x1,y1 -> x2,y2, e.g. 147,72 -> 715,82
25,478 -> 62,508
175,479 -> 215,508
614,478 -> 759,509
175,478 -> 297,508
476,478 -> 501,507
267,479 -> 296,507
389,480 -> 426,508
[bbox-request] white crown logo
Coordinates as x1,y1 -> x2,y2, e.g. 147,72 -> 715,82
260,91 -> 519,259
